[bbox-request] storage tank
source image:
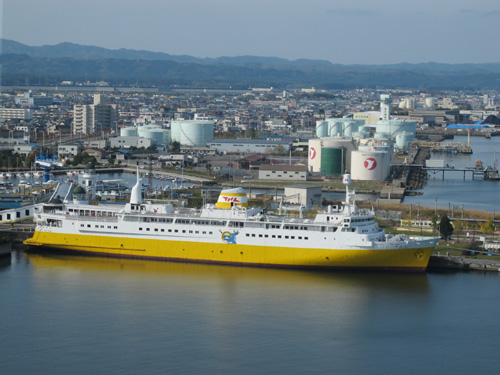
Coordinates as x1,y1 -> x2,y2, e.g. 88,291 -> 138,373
316,121 -> 328,137
138,126 -> 168,146
320,147 -> 346,176
395,132 -> 414,151
376,119 -> 416,138
308,138 -> 323,173
171,120 -> 214,146
321,137 -> 356,173
342,120 -> 363,137
351,150 -> 389,181
316,118 -> 364,137
425,97 -> 435,108
121,126 -> 138,137
328,121 -> 342,137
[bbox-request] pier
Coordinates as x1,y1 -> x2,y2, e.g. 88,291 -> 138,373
429,253 -> 500,272
418,141 -> 472,154
424,166 -> 487,180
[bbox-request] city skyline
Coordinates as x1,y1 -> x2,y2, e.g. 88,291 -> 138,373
2,0 -> 500,65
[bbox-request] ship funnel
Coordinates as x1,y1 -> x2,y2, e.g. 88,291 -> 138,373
130,167 -> 143,204
215,187 -> 248,209
342,173 -> 351,186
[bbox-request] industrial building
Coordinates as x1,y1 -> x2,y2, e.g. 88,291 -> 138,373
258,164 -> 308,181
14,91 -> 54,107
283,185 -> 322,207
110,136 -> 155,149
207,139 -> 291,154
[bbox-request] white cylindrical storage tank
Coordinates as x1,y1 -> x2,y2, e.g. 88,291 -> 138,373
328,121 -> 341,137
171,120 -> 214,146
308,138 -> 323,173
138,126 -> 167,146
425,97 -> 434,108
351,150 -> 388,181
121,126 -> 138,137
316,121 -> 328,137
376,119 -> 417,138
373,144 -> 393,163
163,129 -> 171,145
396,132 -> 414,151
342,120 -> 363,137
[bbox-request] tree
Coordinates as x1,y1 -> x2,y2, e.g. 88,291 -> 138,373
171,141 -> 181,153
439,215 -> 454,241
272,144 -> 285,155
478,218 -> 495,235
431,213 -> 439,233
453,218 -> 464,236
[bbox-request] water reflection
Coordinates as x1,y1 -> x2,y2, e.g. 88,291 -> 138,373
0,254 -> 11,269
24,250 -> 430,295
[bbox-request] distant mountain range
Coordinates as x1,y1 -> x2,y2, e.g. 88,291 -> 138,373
2,39 -> 500,90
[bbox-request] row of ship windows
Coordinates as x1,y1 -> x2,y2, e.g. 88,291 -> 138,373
246,233 -> 309,240
0,209 -> 31,221
81,223 -> 214,235
139,228 -> 214,235
134,220 -> 312,231
82,224 -> 118,229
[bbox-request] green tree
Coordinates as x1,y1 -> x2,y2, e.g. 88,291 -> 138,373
478,218 -> 495,235
439,215 -> 454,241
453,218 -> 463,236
273,144 -> 285,155
171,141 -> 181,153
431,213 -> 439,231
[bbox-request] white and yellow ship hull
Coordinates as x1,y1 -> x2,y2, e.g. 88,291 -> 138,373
25,230 -> 434,271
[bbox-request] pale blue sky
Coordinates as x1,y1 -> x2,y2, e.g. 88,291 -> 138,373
2,0 -> 499,64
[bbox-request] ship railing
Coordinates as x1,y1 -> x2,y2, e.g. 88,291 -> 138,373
59,214 -> 119,222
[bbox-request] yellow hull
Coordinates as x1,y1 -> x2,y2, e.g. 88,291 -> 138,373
24,231 -> 433,271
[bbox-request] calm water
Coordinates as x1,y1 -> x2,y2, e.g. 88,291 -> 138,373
1,251 -> 499,375
404,135 -> 500,211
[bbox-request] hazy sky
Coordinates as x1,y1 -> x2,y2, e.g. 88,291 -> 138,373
2,0 -> 499,64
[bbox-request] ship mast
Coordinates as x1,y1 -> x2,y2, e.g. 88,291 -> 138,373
342,173 -> 352,214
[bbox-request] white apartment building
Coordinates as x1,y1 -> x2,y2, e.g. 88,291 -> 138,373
0,108 -> 33,121
58,144 -> 82,159
73,94 -> 118,135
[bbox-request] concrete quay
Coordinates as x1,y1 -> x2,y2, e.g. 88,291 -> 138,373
429,254 -> 500,272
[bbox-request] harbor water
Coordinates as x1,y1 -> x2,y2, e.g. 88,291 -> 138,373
404,135 -> 500,211
1,250 -> 499,375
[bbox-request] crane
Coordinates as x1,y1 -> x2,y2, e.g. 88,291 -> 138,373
35,153 -> 65,182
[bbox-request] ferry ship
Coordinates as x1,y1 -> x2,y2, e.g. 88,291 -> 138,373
24,168 -> 438,271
